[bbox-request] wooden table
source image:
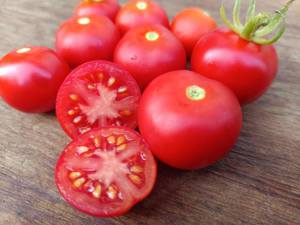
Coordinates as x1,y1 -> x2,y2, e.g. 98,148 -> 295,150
0,0 -> 299,224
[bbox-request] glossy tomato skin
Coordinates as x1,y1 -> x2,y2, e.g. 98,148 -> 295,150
115,0 -> 169,35
191,28 -> 278,105
74,0 -> 120,21
114,24 -> 186,90
55,127 -> 157,217
56,16 -> 120,68
0,47 -> 70,113
171,8 -> 217,57
138,70 -> 242,170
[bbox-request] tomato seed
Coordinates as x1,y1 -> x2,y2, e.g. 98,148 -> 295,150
87,84 -> 96,90
73,177 -> 86,188
94,137 -> 101,147
107,77 -> 116,87
73,116 -> 82,124
76,146 -> 89,155
97,72 -> 104,80
92,185 -> 102,199
107,186 -> 117,200
129,174 -> 142,185
68,109 -> 76,116
116,144 -> 127,152
116,136 -> 126,146
120,110 -> 132,116
69,172 -> 82,180
69,94 -> 78,101
107,136 -> 116,144
130,166 -> 143,174
118,86 -> 128,93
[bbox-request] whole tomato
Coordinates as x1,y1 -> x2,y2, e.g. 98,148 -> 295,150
114,24 -> 186,90
0,47 -> 70,113
115,0 -> 169,35
56,16 -> 120,68
171,7 -> 217,57
138,70 -> 242,170
73,0 -> 120,21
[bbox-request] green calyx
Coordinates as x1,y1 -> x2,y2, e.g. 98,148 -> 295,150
220,0 -> 295,45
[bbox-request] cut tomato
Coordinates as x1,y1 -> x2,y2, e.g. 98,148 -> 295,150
56,60 -> 141,139
55,127 -> 157,217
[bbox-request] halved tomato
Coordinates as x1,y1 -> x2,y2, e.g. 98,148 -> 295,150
55,127 -> 157,217
56,60 -> 141,139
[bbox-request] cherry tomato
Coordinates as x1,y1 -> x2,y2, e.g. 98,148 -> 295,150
114,24 -> 186,90
171,8 -> 217,57
138,70 -> 242,170
115,0 -> 169,35
55,127 -> 157,217
191,28 -> 278,105
0,47 -> 70,113
74,0 -> 120,21
56,60 -> 141,139
56,16 -> 120,68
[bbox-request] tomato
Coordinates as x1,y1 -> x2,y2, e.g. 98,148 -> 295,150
55,127 -> 157,217
74,0 -> 120,21
171,7 -> 217,57
114,24 -> 186,90
56,60 -> 141,139
0,47 -> 70,113
56,16 -> 120,68
138,70 -> 242,170
115,0 -> 169,35
191,28 -> 278,105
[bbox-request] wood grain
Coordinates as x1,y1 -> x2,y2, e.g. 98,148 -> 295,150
0,0 -> 300,225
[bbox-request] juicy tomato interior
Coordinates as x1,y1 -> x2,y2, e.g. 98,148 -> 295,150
56,60 -> 141,139
55,127 -> 157,217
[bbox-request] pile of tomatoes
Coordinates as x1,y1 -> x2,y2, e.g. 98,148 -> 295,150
0,0 -> 292,218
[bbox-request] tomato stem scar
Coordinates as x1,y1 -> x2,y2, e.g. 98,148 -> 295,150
145,31 -> 160,41
77,17 -> 91,25
186,85 -> 206,101
136,1 -> 148,10
16,48 -> 31,54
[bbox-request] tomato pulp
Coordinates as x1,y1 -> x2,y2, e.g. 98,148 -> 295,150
191,28 -> 278,105
56,60 -> 141,139
114,24 -> 186,90
56,16 -> 120,68
138,70 -> 242,170
55,127 -> 157,217
0,47 -> 70,113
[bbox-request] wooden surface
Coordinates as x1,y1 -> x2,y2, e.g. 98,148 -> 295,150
0,0 -> 300,224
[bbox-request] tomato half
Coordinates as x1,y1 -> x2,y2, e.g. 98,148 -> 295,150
114,24 -> 186,90
171,7 -> 217,57
73,0 -> 120,21
138,70 -> 242,170
115,0 -> 169,35
55,127 -> 157,217
191,28 -> 278,105
56,60 -> 141,139
0,47 -> 70,113
56,16 -> 120,68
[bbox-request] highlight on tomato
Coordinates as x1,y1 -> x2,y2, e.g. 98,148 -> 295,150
191,0 -> 294,105
56,16 -> 120,68
56,60 -> 141,139
114,24 -> 186,90
0,47 -> 70,113
171,7 -> 217,57
55,127 -> 157,217
115,0 -> 169,35
73,0 -> 120,21
138,70 -> 242,170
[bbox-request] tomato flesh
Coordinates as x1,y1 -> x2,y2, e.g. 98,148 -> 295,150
55,127 -> 157,217
56,60 -> 141,139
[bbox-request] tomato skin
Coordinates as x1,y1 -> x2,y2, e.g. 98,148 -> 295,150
74,0 -> 120,21
0,47 -> 70,113
138,70 -> 242,170
114,24 -> 186,90
191,28 -> 278,105
171,8 -> 217,57
115,0 -> 169,35
55,126 -> 157,217
56,16 -> 120,68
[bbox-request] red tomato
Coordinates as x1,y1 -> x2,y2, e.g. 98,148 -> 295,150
56,16 -> 120,68
191,28 -> 278,105
138,70 -> 242,170
56,60 -> 141,139
171,8 -> 217,57
74,0 -> 120,21
0,47 -> 70,113
115,0 -> 169,35
114,24 -> 186,90
55,127 -> 157,217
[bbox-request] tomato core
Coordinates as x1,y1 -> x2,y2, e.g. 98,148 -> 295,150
136,1 -> 148,10
16,47 -> 31,54
145,31 -> 160,41
186,85 -> 206,101
77,17 -> 91,25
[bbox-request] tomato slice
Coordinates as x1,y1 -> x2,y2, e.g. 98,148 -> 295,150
55,127 -> 157,217
56,60 -> 141,139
